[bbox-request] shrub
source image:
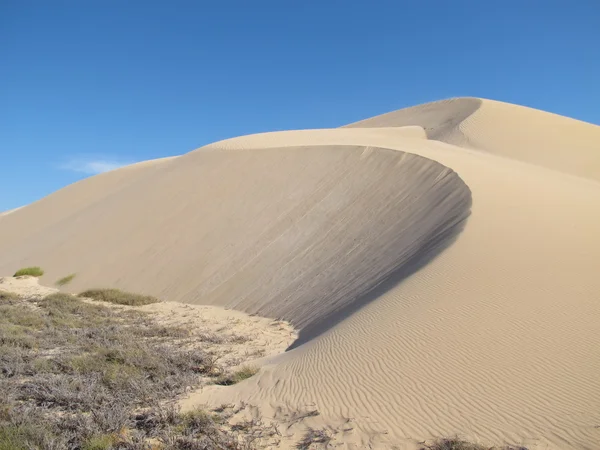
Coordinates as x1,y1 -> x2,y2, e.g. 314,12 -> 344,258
81,434 -> 118,450
79,288 -> 160,306
0,423 -> 53,450
55,273 -> 76,287
13,267 -> 44,277
421,438 -> 528,450
296,427 -> 332,449
215,366 -> 258,386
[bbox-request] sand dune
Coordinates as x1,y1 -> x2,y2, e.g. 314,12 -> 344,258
1,98 -> 600,449
346,98 -> 600,181
0,145 -> 470,332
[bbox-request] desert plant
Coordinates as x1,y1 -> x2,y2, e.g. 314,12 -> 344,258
215,366 -> 258,386
296,427 -> 332,449
421,438 -> 528,450
55,273 -> 76,287
13,266 -> 44,277
79,288 -> 160,306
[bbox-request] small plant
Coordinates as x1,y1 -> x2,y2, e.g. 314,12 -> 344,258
82,434 -> 119,450
55,273 -> 76,287
421,438 -> 528,450
0,423 -> 49,450
79,288 -> 160,306
13,267 -> 44,277
296,427 -> 332,449
215,366 -> 258,386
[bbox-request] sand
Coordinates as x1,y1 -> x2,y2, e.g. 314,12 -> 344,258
0,206 -> 24,217
1,98 -> 599,449
0,275 -> 58,298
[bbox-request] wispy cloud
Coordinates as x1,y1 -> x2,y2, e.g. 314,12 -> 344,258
60,158 -> 134,175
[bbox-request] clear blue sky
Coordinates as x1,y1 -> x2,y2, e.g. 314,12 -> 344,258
1,1 -> 599,211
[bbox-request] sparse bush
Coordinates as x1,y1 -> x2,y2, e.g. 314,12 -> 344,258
0,292 -> 225,449
55,273 -> 76,287
13,266 -> 44,277
296,427 -> 332,449
81,433 -> 118,450
215,366 -> 258,386
421,438 -> 528,450
79,288 -> 160,306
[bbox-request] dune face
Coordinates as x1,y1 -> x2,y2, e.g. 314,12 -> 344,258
2,98 -> 600,449
0,146 -> 470,334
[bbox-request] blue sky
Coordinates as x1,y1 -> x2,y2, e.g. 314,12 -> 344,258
1,1 -> 598,211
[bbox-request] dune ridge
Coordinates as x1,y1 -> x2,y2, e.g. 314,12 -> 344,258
1,98 -> 600,449
346,97 -> 600,181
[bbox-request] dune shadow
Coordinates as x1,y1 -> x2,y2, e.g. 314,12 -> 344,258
287,201 -> 472,350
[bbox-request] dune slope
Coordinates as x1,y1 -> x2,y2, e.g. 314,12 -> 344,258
0,145 -> 470,332
198,128 -> 600,449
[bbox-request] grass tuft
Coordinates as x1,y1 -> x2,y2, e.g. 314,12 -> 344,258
79,288 -> 160,306
55,273 -> 76,287
13,266 -> 44,277
215,366 -> 258,386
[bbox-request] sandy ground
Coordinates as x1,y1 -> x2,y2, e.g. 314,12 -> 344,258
1,98 -> 600,449
0,275 -> 58,298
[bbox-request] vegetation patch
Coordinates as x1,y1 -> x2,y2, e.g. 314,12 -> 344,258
215,366 -> 258,386
79,288 -> 160,306
13,266 -> 44,277
55,273 -> 76,287
0,290 -> 20,303
0,292 -> 263,449
421,438 -> 528,450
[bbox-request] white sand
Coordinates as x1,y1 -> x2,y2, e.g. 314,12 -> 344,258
1,98 -> 599,449
0,275 -> 57,298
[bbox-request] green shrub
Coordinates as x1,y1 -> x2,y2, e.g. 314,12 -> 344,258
55,273 -> 76,287
0,423 -> 54,450
82,434 -> 118,450
13,266 -> 44,277
215,366 -> 258,386
79,288 -> 160,306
